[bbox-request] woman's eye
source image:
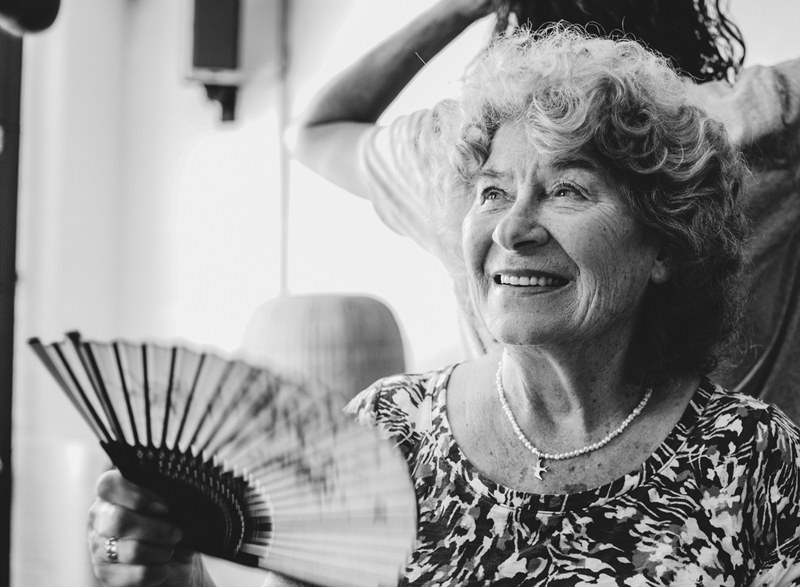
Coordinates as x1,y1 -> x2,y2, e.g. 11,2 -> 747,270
480,187 -> 504,202
551,182 -> 583,199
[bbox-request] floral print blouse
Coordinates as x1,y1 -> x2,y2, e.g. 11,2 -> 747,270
346,365 -> 800,586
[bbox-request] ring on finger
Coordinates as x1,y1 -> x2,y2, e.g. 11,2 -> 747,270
105,536 -> 119,562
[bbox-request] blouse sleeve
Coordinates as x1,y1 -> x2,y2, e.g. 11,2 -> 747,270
355,108 -> 446,258
345,373 -> 433,463
749,407 -> 800,586
687,57 -> 800,258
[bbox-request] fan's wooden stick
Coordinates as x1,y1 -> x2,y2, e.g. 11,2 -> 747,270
68,331 -> 127,443
196,366 -> 262,454
28,338 -> 110,441
50,341 -> 114,443
140,342 -> 154,446
204,371 -> 292,457
186,359 -> 236,448
173,351 -> 207,450
110,341 -> 141,446
79,338 -> 130,444
159,346 -> 178,448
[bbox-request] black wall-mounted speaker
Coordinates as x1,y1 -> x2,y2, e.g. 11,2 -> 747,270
0,0 -> 61,33
188,0 -> 242,121
192,0 -> 239,73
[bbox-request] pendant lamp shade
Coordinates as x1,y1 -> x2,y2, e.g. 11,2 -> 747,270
240,294 -> 406,402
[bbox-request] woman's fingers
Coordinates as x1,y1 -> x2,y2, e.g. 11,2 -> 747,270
89,496 -> 183,546
88,521 -> 199,587
96,470 -> 170,516
88,523 -> 174,587
90,557 -> 171,587
88,527 -> 177,565
91,470 -> 182,548
88,470 -> 204,586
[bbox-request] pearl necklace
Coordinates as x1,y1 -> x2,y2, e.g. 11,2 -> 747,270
495,357 -> 652,480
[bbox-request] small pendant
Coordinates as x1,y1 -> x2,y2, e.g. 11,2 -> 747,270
531,455 -> 548,480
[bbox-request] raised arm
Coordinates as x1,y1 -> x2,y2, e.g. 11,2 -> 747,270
285,0 -> 493,198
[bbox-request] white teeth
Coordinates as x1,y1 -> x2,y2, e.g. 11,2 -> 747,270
499,274 -> 560,287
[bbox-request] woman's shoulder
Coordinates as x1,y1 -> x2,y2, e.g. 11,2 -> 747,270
702,379 -> 797,423
696,379 -> 800,464
695,382 -> 800,575
345,364 -> 457,446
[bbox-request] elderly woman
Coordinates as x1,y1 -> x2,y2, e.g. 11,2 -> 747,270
88,27 -> 800,587
291,0 -> 800,424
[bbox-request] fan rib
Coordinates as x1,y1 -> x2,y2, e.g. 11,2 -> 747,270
197,366 -> 261,455
160,346 -> 178,448
141,343 -> 153,447
200,369 -> 285,458
67,332 -> 128,443
51,342 -> 114,443
28,338 -> 109,441
186,360 -> 234,449
171,351 -> 203,450
111,341 -> 141,446
80,340 -> 129,444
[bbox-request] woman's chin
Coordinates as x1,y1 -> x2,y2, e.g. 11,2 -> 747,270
487,320 -> 562,347
482,299 -> 570,345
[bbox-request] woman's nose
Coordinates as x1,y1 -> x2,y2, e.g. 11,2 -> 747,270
492,200 -> 550,252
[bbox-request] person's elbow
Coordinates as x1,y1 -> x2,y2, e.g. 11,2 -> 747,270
282,120 -> 372,199
282,120 -> 341,172
283,120 -> 315,168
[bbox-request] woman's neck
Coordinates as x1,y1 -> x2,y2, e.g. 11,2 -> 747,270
498,332 -> 644,444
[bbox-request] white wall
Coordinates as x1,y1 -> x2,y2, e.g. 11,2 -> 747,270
731,0 -> 800,67
10,1 -> 800,586
13,1 -> 477,585
14,0 -> 284,585
14,1 -> 127,584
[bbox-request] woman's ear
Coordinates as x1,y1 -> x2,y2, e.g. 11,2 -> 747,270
650,250 -> 671,284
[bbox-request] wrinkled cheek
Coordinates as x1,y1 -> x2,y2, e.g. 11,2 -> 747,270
568,275 -> 620,332
461,216 -> 493,312
580,272 -> 646,325
466,274 -> 492,324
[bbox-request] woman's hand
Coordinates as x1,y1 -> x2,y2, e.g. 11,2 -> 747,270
88,470 -> 214,587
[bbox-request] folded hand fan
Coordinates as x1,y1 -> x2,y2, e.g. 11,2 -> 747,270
28,332 -> 417,587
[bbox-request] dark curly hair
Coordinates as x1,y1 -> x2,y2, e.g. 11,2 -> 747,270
426,27 -> 750,387
491,0 -> 745,82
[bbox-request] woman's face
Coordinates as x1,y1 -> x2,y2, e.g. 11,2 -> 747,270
462,121 -> 669,347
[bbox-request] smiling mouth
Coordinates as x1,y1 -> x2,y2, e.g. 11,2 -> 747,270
494,273 -> 569,287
